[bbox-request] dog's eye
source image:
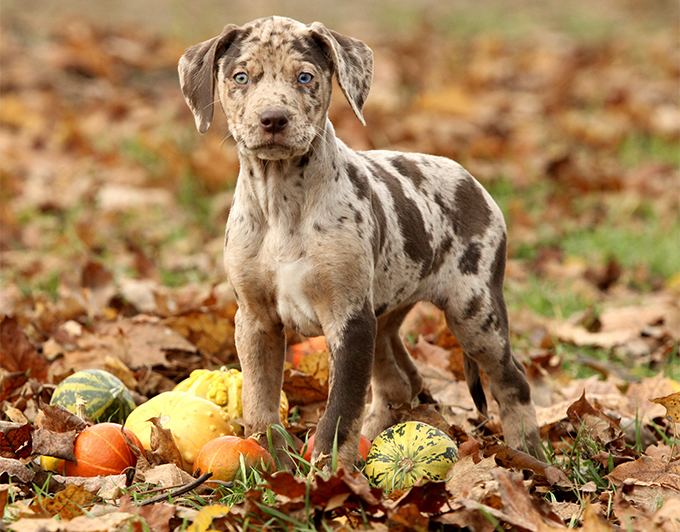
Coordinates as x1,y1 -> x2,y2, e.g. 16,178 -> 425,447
233,72 -> 249,85
297,72 -> 314,84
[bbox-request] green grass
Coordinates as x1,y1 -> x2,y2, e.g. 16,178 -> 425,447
506,275 -> 593,319
619,133 -> 680,168
560,216 -> 680,282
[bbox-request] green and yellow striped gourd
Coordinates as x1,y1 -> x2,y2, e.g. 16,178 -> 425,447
50,369 -> 136,424
363,421 -> 458,492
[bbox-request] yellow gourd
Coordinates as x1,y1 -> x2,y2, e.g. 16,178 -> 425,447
174,368 -> 288,434
124,391 -> 233,470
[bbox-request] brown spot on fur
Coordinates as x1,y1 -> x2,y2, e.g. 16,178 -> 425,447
291,36 -> 331,71
430,234 -> 453,275
370,187 -> 387,262
458,242 -> 482,274
367,160 -> 433,277
463,294 -> 483,319
464,356 -> 487,415
346,162 -> 369,200
390,155 -> 426,189
452,177 -> 492,241
488,234 -> 509,334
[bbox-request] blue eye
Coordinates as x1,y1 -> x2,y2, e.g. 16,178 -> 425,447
233,72 -> 249,84
297,72 -> 313,84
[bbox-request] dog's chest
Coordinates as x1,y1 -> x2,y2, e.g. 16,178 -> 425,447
263,228 -> 323,336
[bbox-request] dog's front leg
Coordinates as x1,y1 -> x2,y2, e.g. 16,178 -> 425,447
314,301 -> 376,469
235,308 -> 286,441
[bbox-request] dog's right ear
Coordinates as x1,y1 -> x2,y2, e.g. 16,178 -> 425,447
178,24 -> 241,133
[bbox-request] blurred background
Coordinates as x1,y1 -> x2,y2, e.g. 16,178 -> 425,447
1,0 -> 678,378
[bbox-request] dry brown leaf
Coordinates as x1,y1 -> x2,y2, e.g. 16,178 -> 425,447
139,463 -> 195,488
10,511 -> 135,532
51,316 -> 198,372
494,468 -> 566,530
118,496 -> 176,532
32,427 -> 77,461
35,402 -> 88,433
0,421 -> 32,459
282,368 -> 328,405
0,457 -> 35,483
651,391 -> 680,422
446,455 -> 499,501
30,484 -> 96,519
147,416 -> 184,469
0,317 -> 49,381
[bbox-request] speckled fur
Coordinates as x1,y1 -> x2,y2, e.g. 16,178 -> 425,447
179,16 -> 543,466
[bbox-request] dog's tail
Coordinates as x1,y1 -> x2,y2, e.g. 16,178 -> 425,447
464,356 -> 488,416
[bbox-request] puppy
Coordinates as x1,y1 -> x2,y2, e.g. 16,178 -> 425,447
178,16 -> 543,466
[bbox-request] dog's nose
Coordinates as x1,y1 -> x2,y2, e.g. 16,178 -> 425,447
260,109 -> 289,134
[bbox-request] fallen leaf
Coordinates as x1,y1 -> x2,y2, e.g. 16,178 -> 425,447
493,468 -> 565,530
0,317 -> 48,381
30,484 -> 96,519
35,402 -> 88,433
282,368 -> 328,405
48,473 -> 127,500
32,427 -> 77,461
0,422 -> 32,459
10,511 -> 135,531
119,496 -> 176,532
186,504 -> 231,532
0,457 -> 35,483
147,416 -> 184,469
652,391 -> 680,422
139,463 -> 194,488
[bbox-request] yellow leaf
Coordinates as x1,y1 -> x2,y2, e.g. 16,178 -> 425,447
187,504 -> 231,532
652,391 -> 680,422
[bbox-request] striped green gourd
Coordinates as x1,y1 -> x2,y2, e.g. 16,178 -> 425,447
363,421 -> 457,492
50,369 -> 135,424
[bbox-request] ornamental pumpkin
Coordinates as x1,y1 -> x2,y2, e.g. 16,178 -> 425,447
194,436 -> 273,481
65,423 -> 142,477
363,421 -> 458,492
174,368 -> 288,434
50,369 -> 136,424
124,391 -> 233,470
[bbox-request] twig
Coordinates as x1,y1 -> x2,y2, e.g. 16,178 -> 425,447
138,472 -> 212,506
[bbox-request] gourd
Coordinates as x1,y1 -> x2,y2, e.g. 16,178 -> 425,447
193,436 -> 273,481
174,368 -> 288,434
363,421 -> 458,492
64,423 -> 142,477
50,369 -> 136,424
124,391 -> 233,470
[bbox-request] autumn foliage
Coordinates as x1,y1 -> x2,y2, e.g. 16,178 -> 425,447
1,1 -> 679,530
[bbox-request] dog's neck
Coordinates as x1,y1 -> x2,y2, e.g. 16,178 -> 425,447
234,119 -> 340,225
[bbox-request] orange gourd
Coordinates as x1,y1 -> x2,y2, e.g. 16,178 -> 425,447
193,436 -> 273,481
65,423 -> 142,477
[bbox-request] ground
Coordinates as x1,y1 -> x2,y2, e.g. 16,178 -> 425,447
1,1 -> 679,530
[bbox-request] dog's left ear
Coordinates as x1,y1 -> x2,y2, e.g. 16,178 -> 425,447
178,24 -> 241,133
309,22 -> 373,125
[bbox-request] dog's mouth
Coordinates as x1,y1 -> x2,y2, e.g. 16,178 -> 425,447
246,139 -> 308,160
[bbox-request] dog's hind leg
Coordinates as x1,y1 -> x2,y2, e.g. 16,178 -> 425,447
445,235 -> 544,459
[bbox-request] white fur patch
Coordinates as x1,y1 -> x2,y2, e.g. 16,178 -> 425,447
275,258 -> 322,336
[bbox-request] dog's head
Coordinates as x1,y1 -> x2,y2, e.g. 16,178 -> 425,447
178,16 -> 373,160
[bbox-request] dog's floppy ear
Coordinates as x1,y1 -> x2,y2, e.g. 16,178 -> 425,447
178,24 -> 241,133
309,22 -> 373,125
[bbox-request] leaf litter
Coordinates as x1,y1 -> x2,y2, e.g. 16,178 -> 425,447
1,3 -> 679,530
